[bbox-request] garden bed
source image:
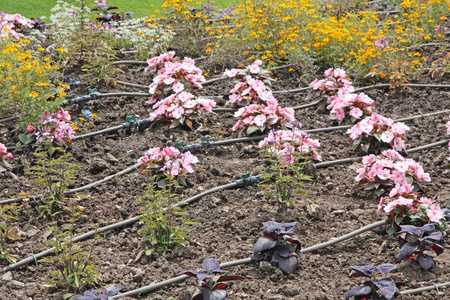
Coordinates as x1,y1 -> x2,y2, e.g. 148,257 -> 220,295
0,52 -> 449,300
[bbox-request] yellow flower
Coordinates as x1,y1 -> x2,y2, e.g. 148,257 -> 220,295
29,92 -> 39,98
56,47 -> 67,52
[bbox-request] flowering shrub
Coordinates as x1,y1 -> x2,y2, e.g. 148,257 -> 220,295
0,39 -> 66,130
347,114 -> 410,153
138,146 -> 199,187
378,194 -> 445,227
0,12 -> 32,40
308,68 -> 375,124
258,127 -> 322,165
355,149 -> 431,198
326,90 -> 375,124
232,99 -> 295,135
144,52 -> 216,129
145,52 -> 205,105
224,60 -> 274,107
309,68 -> 354,99
0,143 -> 13,174
149,91 -> 216,129
18,108 -> 76,155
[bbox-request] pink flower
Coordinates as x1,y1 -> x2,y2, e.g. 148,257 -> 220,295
223,68 -> 239,78
426,204 -> 444,222
27,125 -> 35,132
377,197 -> 384,212
0,143 -> 7,154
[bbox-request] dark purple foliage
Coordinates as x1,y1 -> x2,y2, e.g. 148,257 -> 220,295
396,224 -> 444,270
71,285 -> 129,300
179,258 -> 246,300
252,221 -> 304,274
346,263 -> 399,300
30,18 -> 46,30
90,4 -> 135,23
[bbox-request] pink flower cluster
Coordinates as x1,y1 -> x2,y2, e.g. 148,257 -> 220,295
28,108 -> 76,147
144,52 -> 216,129
224,60 -> 273,107
0,12 -> 32,40
259,127 -> 322,165
309,68 -> 375,124
138,146 -> 199,178
226,61 -> 295,134
327,90 -> 375,123
347,114 -> 410,152
357,149 -> 444,224
355,149 -> 431,198
145,52 -> 205,105
378,195 -> 444,223
232,99 -> 295,134
309,68 -> 354,98
0,143 -> 13,160
150,91 -> 216,128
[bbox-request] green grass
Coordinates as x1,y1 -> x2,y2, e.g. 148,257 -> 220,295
2,0 -> 239,19
2,0 -> 163,19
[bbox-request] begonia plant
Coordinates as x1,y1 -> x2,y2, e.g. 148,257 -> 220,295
145,52 -> 205,105
138,146 -> 199,188
232,99 -> 295,135
18,108 -> 77,156
0,143 -> 13,175
347,114 -> 410,153
149,91 -> 216,129
308,67 -> 354,100
224,60 -> 274,107
378,194 -> 445,231
326,89 -> 375,124
258,126 -> 322,165
355,149 -> 431,197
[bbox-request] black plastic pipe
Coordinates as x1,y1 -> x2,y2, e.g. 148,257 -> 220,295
108,219 -> 390,299
0,175 -> 262,273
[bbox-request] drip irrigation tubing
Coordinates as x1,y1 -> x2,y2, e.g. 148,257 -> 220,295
62,92 -> 151,106
0,175 -> 262,273
400,282 -> 450,295
109,219 -> 389,299
61,102 -> 450,147
2,136 -> 448,208
0,116 -> 18,123
0,162 -> 143,206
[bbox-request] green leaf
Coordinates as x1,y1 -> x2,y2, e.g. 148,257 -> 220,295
169,119 -> 180,129
246,126 -> 260,135
349,141 -> 360,151
375,188 -> 385,197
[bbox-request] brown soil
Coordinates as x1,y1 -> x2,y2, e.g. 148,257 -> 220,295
0,53 -> 449,300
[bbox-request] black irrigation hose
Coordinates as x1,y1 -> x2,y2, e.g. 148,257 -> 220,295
400,282 -> 450,295
109,219 -> 390,299
0,162 -> 143,205
0,175 -> 262,273
355,83 -> 450,93
62,92 -> 151,106
74,118 -> 154,140
0,116 -> 18,123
